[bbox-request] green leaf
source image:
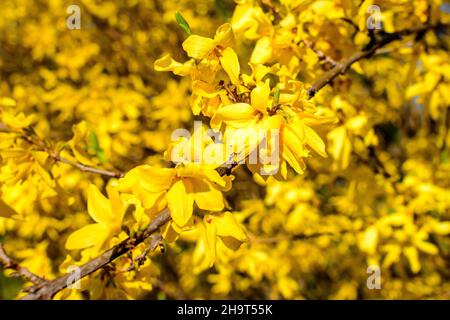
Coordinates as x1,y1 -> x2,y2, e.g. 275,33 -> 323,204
87,132 -> 107,164
175,12 -> 192,35
273,86 -> 281,106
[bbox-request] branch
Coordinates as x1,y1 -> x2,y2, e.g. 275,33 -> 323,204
302,39 -> 337,67
121,233 -> 163,273
53,154 -> 123,178
21,209 -> 170,300
0,243 -> 46,286
21,152 -> 241,299
306,23 -> 450,99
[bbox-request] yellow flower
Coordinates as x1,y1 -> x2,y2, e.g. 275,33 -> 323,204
66,184 -> 126,251
119,164 -> 231,229
181,23 -> 241,85
214,79 -> 272,128
193,211 -> 248,271
182,23 -> 235,60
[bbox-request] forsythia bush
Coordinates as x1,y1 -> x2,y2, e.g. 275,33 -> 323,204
1,0 -> 450,300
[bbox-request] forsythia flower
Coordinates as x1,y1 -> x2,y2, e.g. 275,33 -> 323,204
119,164 -> 231,229
66,184 -> 126,251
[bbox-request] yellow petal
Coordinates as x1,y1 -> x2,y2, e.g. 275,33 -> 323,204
168,179 -> 194,227
202,168 -> 227,187
154,54 -> 193,76
304,125 -> 327,157
87,184 -> 115,226
194,180 -> 224,211
203,219 -> 217,268
192,81 -> 221,98
219,47 -> 240,85
327,126 -> 352,170
137,166 -> 175,193
404,246 -> 421,273
65,224 -> 110,250
251,80 -> 270,113
182,35 -> 216,60
106,184 -> 125,224
212,212 -> 247,242
216,103 -> 256,128
250,37 -> 272,64
283,128 -> 308,175
359,226 -> 378,255
415,240 -> 438,255
214,23 -> 234,48
0,97 -> 16,107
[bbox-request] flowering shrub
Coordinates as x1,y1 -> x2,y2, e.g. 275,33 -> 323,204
1,0 -> 450,300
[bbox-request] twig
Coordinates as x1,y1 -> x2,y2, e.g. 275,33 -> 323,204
21,209 -> 171,300
122,233 -> 163,273
307,23 -> 450,99
22,150 -> 240,299
53,154 -> 123,178
0,243 -> 46,286
302,39 -> 337,67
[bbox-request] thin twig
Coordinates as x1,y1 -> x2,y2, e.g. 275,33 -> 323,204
302,39 -> 337,67
21,209 -> 170,300
0,243 -> 47,286
307,23 -> 449,99
53,154 -> 123,178
122,233 -> 163,273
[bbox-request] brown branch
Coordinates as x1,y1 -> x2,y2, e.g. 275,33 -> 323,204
307,23 -> 450,99
122,233 -> 163,273
0,243 -> 46,286
21,151 -> 241,299
302,39 -> 337,67
21,209 -> 170,300
52,154 -> 123,178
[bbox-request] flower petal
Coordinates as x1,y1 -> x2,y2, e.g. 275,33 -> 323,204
194,180 -> 224,211
219,47 -> 240,85
87,184 -> 114,226
154,54 -> 193,76
65,224 -> 110,250
216,103 -> 256,128
251,80 -> 271,113
168,179 -> 194,227
182,35 -> 216,60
